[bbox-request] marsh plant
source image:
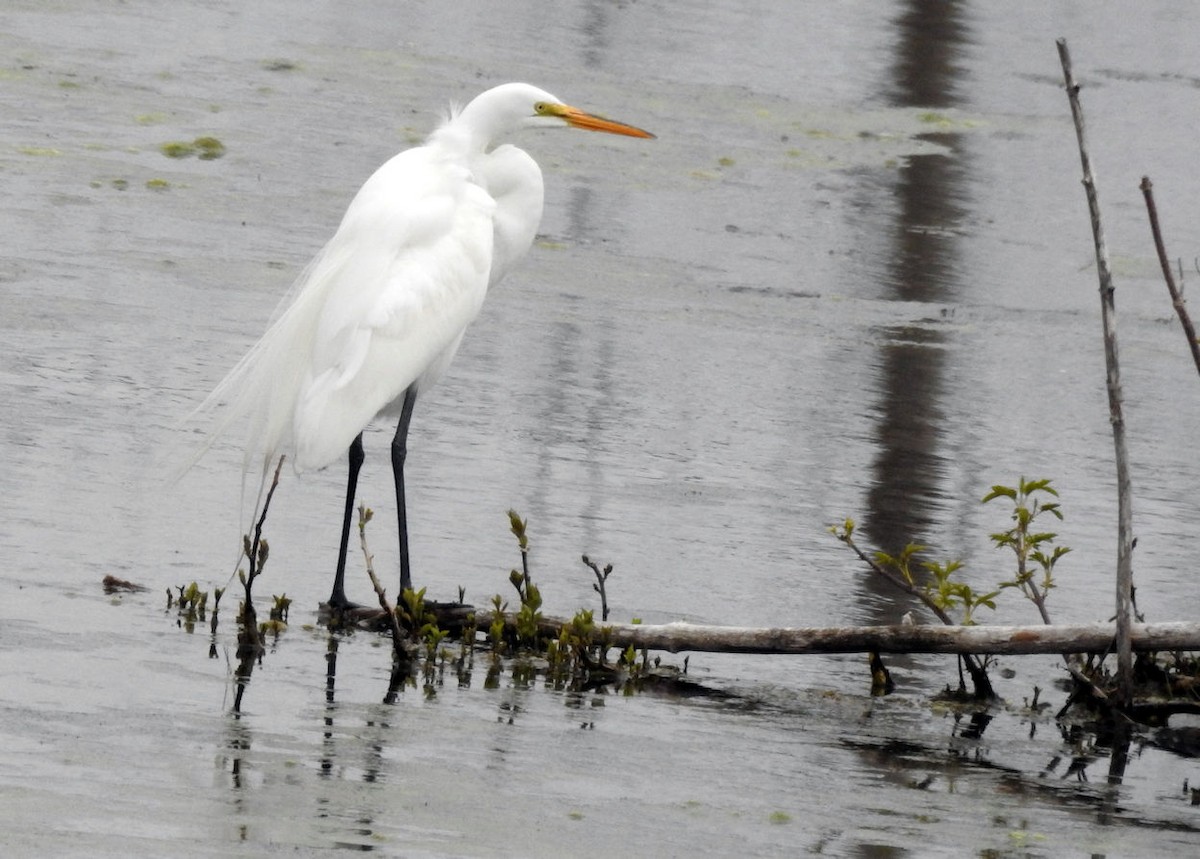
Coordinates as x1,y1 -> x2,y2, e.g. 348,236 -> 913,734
985,477 -> 1071,625
480,511 -> 656,693
167,581 -> 210,629
836,477 -> 1069,625
870,543 -> 1001,628
833,477 -> 1072,698
192,494 -> 664,710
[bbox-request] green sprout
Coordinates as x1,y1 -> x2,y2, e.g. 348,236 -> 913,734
984,477 -> 1070,625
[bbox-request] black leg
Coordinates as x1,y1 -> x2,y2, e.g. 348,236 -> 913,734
392,384 -> 418,595
328,433 -> 365,609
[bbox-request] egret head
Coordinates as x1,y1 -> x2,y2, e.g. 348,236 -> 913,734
454,82 -> 654,147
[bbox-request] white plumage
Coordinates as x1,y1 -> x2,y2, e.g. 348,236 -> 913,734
189,82 -> 653,608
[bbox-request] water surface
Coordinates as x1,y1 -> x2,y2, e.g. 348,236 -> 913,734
4,1 -> 1200,855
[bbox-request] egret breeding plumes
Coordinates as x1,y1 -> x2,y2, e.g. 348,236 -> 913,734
192,83 -> 654,609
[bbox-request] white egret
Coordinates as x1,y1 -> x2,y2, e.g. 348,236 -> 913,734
193,82 -> 654,610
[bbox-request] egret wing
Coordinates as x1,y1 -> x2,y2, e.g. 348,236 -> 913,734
189,146 -> 496,475
291,150 -> 496,469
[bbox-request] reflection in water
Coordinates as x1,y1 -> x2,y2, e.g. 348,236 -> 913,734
577,2 -> 611,69
883,136 -> 970,305
526,181 -> 623,554
861,2 -> 970,600
886,0 -> 969,109
322,633 -> 339,777
526,316 -> 615,553
314,633 -> 400,850
866,325 -> 950,554
223,718 -> 252,793
849,2 -> 976,798
565,185 -> 595,243
851,3 -> 1149,816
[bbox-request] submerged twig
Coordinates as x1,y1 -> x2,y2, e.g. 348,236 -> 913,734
1140,176 -> 1200,378
234,454 -> 285,713
1056,37 -> 1135,705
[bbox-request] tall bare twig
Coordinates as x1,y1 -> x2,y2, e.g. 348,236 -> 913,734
1140,176 -> 1200,377
1056,38 -> 1135,704
357,505 -> 408,659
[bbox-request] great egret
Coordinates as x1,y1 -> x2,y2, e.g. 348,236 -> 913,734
194,82 -> 654,610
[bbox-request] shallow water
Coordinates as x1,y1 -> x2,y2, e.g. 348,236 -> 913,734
5,1 -> 1200,855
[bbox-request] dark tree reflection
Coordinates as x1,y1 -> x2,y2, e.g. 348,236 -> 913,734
862,2 -> 971,606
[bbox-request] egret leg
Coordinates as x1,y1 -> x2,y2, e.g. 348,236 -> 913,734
392,385 -> 418,595
328,433 -> 365,609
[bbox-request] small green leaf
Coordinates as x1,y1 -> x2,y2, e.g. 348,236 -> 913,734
975,591 -> 1001,609
1022,477 -> 1056,496
982,485 -> 1017,503
507,509 -> 528,548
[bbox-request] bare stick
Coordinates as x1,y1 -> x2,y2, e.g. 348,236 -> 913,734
1057,37 -> 1135,704
1140,176 -> 1200,376
582,555 -> 612,622
357,505 -> 407,657
247,455 -> 286,582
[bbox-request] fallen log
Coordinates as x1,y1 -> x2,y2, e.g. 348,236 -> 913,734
469,615 -> 1200,657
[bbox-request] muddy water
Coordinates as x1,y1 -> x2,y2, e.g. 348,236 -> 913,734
5,1 -> 1200,855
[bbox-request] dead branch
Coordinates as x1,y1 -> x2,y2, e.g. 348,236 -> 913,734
470,614 -> 1200,657
1056,37 -> 1136,704
356,505 -> 408,657
1140,176 -> 1200,377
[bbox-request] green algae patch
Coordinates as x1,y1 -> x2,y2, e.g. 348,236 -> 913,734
159,136 -> 226,160
261,58 -> 300,72
193,136 -> 225,160
160,140 -> 196,158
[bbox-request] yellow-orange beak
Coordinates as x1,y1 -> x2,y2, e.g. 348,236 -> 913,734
555,104 -> 655,139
